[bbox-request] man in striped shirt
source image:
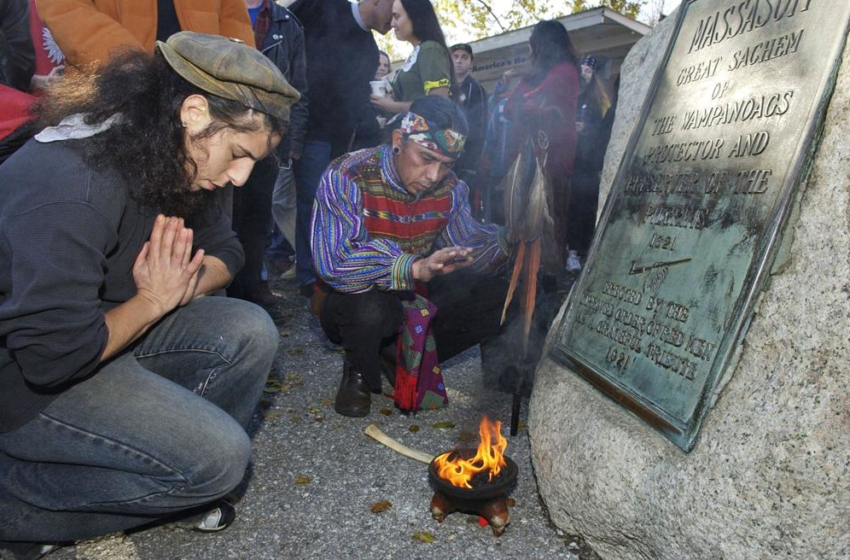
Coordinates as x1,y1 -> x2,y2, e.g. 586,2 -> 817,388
311,96 -> 514,417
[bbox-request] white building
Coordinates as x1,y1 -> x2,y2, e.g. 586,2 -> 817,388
464,8 -> 652,91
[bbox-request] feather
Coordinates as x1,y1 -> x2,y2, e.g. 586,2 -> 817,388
500,240 -> 526,325
522,240 -> 541,355
522,157 -> 553,242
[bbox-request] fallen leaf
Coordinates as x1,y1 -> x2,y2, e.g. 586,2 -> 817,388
295,477 -> 311,485
518,421 -> 528,429
289,415 -> 302,423
432,421 -> 456,429
408,425 -> 420,433
411,532 -> 435,543
280,384 -> 293,392
288,348 -> 305,356
335,348 -> 346,356
309,407 -> 321,414
370,500 -> 392,514
379,408 -> 393,416
263,380 -> 284,394
263,411 -> 283,420
314,416 -> 324,422
259,398 -> 272,409
279,330 -> 291,338
506,497 -> 516,507
285,374 -> 301,381
321,398 -> 333,407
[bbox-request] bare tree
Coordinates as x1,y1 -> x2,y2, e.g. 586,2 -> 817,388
645,0 -> 668,26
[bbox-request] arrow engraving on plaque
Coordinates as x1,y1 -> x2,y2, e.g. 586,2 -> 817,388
628,258 -> 692,276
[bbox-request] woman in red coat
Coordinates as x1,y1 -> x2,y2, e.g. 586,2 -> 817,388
504,20 -> 580,268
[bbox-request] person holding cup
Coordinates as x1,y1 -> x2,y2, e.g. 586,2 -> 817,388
371,50 -> 392,100
370,0 -> 453,116
375,50 -> 391,80
370,78 -> 389,98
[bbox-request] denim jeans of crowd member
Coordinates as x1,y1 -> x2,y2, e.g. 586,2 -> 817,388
0,297 -> 278,543
293,140 -> 332,291
270,165 -> 297,259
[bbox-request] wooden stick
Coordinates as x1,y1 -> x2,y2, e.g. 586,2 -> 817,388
365,424 -> 435,464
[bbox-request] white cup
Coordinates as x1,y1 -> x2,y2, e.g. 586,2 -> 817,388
370,80 -> 387,97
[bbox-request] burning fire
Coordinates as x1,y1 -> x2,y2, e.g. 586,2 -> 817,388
433,416 -> 508,489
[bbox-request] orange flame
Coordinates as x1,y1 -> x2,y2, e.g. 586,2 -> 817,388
433,416 -> 508,489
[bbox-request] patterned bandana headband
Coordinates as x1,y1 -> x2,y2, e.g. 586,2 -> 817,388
399,112 -> 466,158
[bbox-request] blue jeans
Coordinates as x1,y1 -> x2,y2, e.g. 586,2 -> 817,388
293,141 -> 332,288
269,165 -> 296,257
266,166 -> 296,265
0,297 -> 278,543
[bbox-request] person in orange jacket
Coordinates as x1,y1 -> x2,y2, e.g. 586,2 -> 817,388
37,0 -> 253,68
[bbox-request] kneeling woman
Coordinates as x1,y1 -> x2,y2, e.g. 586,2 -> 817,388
0,32 -> 298,554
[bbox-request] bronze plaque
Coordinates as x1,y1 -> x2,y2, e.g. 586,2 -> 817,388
551,0 -> 850,451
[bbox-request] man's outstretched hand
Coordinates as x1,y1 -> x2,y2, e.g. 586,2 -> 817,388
133,215 -> 205,317
412,247 -> 473,283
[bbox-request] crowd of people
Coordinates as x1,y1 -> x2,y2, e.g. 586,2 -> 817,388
0,0 -> 617,556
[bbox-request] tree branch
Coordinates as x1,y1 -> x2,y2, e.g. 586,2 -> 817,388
473,0 -> 507,32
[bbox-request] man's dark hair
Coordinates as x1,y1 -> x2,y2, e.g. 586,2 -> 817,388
528,20 -> 580,84
409,95 -> 468,137
33,50 -> 285,218
400,0 -> 455,92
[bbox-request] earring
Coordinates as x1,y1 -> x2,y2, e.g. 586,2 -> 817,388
181,122 -> 187,128
392,146 -> 400,155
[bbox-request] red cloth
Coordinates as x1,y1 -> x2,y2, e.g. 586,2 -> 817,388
391,292 -> 448,413
0,86 -> 35,142
504,62 -> 579,264
505,62 -> 579,177
28,0 -> 65,76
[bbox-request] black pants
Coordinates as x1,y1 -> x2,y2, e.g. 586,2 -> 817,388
319,270 -> 509,391
230,157 -> 277,299
566,170 -> 600,257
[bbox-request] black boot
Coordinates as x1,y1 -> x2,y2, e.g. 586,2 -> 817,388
334,361 -> 372,417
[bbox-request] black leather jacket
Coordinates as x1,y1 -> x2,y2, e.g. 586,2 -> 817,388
259,1 -> 308,159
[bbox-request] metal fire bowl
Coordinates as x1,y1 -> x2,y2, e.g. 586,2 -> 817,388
428,452 -> 518,501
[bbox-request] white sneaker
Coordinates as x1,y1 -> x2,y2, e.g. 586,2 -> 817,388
566,250 -> 582,272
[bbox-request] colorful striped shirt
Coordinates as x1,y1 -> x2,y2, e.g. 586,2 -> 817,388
311,145 -> 512,294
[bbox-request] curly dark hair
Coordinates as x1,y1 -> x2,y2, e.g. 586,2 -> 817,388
33,50 -> 286,218
528,20 -> 580,85
399,0 -> 456,93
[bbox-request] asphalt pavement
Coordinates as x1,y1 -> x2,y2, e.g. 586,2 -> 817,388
46,276 -> 594,560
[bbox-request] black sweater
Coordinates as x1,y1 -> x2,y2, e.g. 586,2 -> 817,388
290,0 -> 379,157
0,139 -> 244,433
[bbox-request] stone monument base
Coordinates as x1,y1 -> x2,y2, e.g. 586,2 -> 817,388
528,13 -> 850,560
